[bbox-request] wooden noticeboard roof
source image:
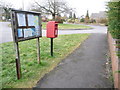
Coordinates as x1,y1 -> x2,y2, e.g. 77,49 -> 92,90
11,9 -> 41,15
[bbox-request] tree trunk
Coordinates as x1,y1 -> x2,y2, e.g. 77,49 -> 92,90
52,13 -> 55,21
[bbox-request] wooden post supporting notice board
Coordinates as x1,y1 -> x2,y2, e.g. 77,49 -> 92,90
15,42 -> 21,79
11,9 -> 42,79
37,37 -> 40,64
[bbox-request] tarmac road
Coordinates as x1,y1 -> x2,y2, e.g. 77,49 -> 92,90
0,22 -> 107,43
0,22 -> 13,43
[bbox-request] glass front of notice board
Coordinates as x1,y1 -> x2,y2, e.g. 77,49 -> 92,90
17,28 -> 36,38
13,10 -> 42,41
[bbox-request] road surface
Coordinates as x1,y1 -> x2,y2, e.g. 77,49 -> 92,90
0,22 -> 107,43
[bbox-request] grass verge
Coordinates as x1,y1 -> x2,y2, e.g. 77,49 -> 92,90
8,22 -> 92,30
42,23 -> 92,30
1,34 -> 90,88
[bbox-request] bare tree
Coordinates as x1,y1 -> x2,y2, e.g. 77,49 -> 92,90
32,0 -> 72,20
0,0 -> 13,20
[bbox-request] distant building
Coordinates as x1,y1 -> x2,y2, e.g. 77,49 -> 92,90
90,11 -> 107,23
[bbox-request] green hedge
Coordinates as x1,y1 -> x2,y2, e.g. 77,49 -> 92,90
107,1 -> 120,39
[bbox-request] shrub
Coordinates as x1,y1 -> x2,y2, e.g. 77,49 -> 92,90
67,19 -> 74,23
107,1 -> 120,39
80,18 -> 85,22
90,19 -> 96,23
55,16 -> 65,23
74,19 -> 80,24
99,18 -> 108,24
42,17 -> 48,22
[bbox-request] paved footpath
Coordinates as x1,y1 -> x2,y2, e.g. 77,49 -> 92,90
35,33 -> 113,88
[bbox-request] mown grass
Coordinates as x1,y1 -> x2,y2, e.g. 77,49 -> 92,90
8,22 -> 92,30
1,34 -> 90,88
42,23 -> 92,30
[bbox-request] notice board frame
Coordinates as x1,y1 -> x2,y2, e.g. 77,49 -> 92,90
11,9 -> 42,79
11,9 -> 42,42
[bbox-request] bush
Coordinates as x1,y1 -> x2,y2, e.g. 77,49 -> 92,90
90,19 -> 96,23
42,17 -> 48,22
55,16 -> 65,23
74,19 -> 80,24
107,2 -> 120,39
99,18 -> 108,24
67,19 -> 74,23
80,18 -> 85,22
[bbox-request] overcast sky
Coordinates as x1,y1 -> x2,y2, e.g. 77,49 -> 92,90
66,0 -> 110,17
3,0 -> 110,17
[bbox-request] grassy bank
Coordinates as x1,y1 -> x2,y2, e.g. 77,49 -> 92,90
42,23 -> 92,30
1,34 -> 90,88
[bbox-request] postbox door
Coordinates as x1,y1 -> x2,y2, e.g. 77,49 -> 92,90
46,21 -> 58,38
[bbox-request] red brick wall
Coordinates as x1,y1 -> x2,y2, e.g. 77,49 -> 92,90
107,32 -> 120,89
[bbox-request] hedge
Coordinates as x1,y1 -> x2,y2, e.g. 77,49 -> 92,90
107,1 -> 120,39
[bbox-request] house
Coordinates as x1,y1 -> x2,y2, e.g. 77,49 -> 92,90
90,11 -> 107,23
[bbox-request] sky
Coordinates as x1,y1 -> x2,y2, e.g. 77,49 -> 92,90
2,0 -> 110,17
66,0 -> 110,17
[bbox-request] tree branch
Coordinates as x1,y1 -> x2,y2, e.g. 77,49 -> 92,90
35,1 -> 53,13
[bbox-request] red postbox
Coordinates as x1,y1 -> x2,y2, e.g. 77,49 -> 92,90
46,21 -> 58,38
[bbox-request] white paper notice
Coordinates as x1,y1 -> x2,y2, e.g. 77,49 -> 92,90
34,15 -> 40,36
27,14 -> 40,36
27,14 -> 34,26
17,13 -> 26,26
24,28 -> 36,38
24,29 -> 33,38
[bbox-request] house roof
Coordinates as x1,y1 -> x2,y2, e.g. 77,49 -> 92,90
90,11 -> 107,19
